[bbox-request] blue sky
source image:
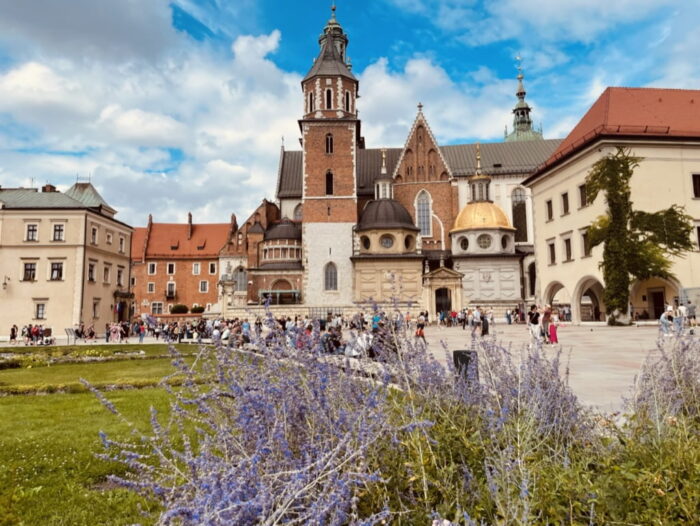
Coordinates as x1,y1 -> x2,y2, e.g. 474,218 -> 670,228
0,0 -> 696,225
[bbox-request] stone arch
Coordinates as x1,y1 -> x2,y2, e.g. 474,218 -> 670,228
543,281 -> 569,308
271,279 -> 292,291
572,276 -> 606,322
293,203 -> 303,221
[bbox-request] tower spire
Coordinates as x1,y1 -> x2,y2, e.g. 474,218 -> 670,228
469,143 -> 491,203
504,55 -> 543,143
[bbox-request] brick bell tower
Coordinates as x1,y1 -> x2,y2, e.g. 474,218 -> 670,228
300,5 -> 364,306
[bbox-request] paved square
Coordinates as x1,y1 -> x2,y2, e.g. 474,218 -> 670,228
423,322 -> 676,411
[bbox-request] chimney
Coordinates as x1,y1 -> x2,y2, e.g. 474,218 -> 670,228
187,212 -> 193,240
42,184 -> 57,193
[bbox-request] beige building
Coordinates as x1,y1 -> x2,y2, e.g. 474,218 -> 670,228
524,87 -> 700,322
0,183 -> 132,338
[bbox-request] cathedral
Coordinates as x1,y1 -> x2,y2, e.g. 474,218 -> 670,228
217,7 -> 561,319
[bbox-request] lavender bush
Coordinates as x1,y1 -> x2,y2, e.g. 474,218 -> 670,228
92,313 -> 700,525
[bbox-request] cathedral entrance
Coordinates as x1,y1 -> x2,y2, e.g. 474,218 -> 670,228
435,288 -> 451,314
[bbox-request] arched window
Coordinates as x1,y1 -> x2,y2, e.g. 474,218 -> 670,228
326,89 -> 332,109
308,92 -> 315,112
293,203 -> 303,221
345,91 -> 351,112
325,171 -> 334,195
326,133 -> 333,154
512,187 -> 528,242
324,262 -> 338,291
416,190 -> 431,236
233,267 -> 247,292
528,262 -> 536,297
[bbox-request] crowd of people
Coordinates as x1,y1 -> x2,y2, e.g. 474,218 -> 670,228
659,301 -> 697,336
7,324 -> 56,346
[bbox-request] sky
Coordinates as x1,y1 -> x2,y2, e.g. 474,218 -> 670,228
0,0 -> 697,227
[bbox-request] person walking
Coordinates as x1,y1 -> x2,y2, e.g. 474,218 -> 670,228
527,305 -> 542,344
9,324 -> 17,345
659,307 -> 672,336
471,307 -> 482,338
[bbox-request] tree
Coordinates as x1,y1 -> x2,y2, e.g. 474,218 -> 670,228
586,147 -> 695,324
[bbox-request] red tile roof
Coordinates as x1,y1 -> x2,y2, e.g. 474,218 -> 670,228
528,87 -> 700,182
132,222 -> 230,261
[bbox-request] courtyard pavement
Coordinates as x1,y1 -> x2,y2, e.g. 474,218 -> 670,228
3,321 -> 691,412
423,322 -> 680,412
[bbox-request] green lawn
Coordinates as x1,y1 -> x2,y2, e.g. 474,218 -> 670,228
0,355 -> 197,394
0,388 -> 170,525
6,343 -> 194,357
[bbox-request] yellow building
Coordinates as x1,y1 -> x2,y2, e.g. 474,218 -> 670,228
524,87 -> 700,322
0,183 -> 132,338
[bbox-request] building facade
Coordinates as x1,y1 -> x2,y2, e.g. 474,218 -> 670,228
525,87 -> 700,322
0,183 -> 132,336
131,213 -> 231,317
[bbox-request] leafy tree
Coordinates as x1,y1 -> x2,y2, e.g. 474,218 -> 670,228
586,147 -> 694,323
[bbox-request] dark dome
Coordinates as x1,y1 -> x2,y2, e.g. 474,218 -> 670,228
264,219 -> 302,241
357,199 -> 419,232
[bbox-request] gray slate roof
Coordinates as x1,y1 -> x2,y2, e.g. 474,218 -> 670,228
64,182 -> 113,210
303,32 -> 356,82
0,188 -> 86,209
276,139 -> 562,199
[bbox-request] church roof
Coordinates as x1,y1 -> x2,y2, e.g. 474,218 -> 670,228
303,9 -> 356,82
527,87 -> 700,183
264,219 -> 302,241
276,139 -> 561,199
451,201 -> 514,232
357,199 -> 419,232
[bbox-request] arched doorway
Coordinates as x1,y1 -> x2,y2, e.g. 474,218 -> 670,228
262,279 -> 301,305
435,287 -> 451,314
542,281 -> 571,320
630,277 -> 681,320
573,276 -> 606,322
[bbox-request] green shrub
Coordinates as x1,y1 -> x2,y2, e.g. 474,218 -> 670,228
191,306 -> 205,313
170,304 -> 188,314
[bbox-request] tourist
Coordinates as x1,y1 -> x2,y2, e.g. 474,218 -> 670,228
481,309 -> 490,337
471,306 -> 482,338
9,324 -> 17,345
659,306 -> 672,336
542,305 -> 552,343
527,305 -> 542,344
549,312 -> 559,344
687,301 -> 696,327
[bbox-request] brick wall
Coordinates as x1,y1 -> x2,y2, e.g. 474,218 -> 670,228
132,257 -> 220,315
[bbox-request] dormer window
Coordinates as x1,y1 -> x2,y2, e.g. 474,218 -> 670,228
326,133 -> 333,154
325,89 -> 332,110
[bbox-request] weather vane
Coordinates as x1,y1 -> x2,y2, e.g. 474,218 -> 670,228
516,54 -> 523,75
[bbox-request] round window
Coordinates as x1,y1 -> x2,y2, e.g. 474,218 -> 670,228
501,235 -> 509,250
361,236 -> 371,250
460,237 -> 469,251
380,235 -> 394,249
477,234 -> 492,249
404,235 -> 414,250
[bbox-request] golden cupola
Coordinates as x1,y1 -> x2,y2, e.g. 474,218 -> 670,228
451,144 -> 515,232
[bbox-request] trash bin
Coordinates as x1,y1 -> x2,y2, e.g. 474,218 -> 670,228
453,350 -> 479,381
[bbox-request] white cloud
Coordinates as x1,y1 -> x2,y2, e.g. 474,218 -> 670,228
0,0 -> 177,61
97,105 -> 188,148
387,0 -> 674,46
